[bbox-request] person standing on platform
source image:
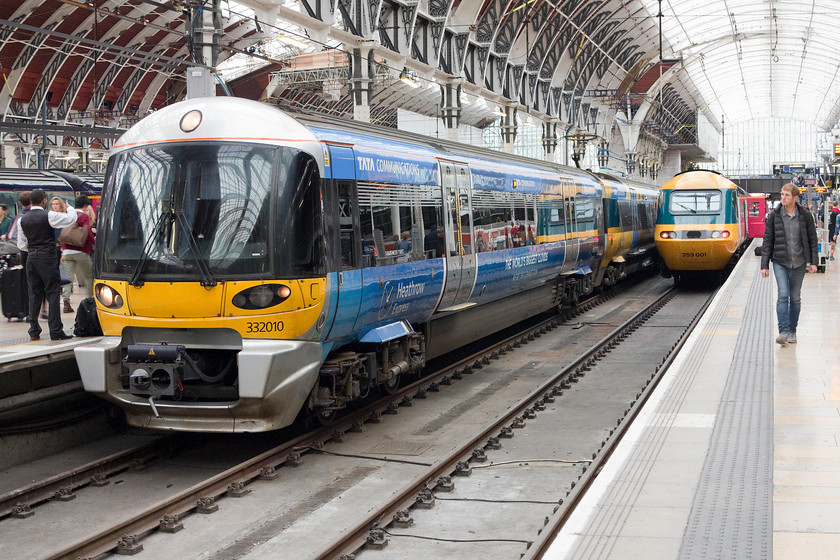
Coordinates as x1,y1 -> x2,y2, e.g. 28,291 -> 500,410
760,182 -> 818,345
6,192 -> 31,246
829,204 -> 839,260
19,189 -> 77,341
0,204 -> 11,238
60,195 -> 95,313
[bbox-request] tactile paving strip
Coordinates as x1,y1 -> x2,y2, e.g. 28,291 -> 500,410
563,279 -> 736,560
678,265 -> 773,559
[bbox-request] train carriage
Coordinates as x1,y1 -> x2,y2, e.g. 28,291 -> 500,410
0,169 -> 103,221
75,97 -> 659,432
594,174 -> 658,288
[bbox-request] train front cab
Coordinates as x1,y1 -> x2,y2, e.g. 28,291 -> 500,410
655,180 -> 743,276
76,132 -> 334,433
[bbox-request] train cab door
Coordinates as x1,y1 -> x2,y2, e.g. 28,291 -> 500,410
437,162 -> 476,311
324,145 -> 364,342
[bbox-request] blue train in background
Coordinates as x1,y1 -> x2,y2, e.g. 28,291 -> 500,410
75,97 -> 658,432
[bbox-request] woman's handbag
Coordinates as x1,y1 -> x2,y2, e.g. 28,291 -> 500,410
58,222 -> 89,246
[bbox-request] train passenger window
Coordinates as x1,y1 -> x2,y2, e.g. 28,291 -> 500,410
575,198 -> 596,234
471,190 -> 512,251
470,190 -> 537,250
357,182 -> 441,265
618,200 -> 633,230
670,190 -> 722,213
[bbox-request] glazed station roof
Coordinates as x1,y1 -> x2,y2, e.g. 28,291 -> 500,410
1,0 -> 838,170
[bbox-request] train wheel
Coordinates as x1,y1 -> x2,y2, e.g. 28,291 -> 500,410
380,372 -> 401,395
309,407 -> 338,427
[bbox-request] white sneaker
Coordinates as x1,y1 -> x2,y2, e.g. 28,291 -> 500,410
776,333 -> 790,344
787,332 -> 797,343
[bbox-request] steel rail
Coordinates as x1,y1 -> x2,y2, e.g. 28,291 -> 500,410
39,281 -> 648,559
317,287 -> 678,560
520,286 -> 715,559
0,437 -> 169,521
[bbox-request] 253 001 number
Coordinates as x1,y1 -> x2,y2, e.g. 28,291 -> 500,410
681,252 -> 707,258
245,320 -> 285,333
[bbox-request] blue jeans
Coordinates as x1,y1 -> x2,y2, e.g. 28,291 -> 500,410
772,262 -> 806,334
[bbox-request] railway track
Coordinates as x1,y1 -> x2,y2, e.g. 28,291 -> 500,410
325,285 -> 709,559
1,277 -> 713,559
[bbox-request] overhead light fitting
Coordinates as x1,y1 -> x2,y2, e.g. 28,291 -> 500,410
400,68 -> 419,88
492,106 -> 506,116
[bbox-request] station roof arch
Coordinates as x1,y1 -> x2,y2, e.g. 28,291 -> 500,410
0,0 -> 837,166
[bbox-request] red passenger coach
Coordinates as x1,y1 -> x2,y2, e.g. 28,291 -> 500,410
744,196 -> 766,239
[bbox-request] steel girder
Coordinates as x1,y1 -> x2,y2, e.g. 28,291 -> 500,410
1,0 -> 701,159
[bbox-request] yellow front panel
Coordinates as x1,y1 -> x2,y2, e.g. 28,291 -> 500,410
97,304 -> 324,339
127,282 -> 225,318
95,278 -> 327,339
655,225 -> 739,271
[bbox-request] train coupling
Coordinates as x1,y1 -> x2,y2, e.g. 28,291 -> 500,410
123,343 -> 190,398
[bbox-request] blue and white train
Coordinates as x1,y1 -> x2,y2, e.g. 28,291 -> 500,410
75,97 -> 658,432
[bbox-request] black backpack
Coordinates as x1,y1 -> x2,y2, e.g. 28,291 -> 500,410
74,297 -> 103,337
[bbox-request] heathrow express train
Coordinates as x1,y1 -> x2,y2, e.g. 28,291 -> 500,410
75,97 -> 658,433
655,170 -> 749,284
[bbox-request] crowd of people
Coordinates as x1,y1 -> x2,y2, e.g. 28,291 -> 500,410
2,188 -> 95,341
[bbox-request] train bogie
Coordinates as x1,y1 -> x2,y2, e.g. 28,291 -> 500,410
75,97 -> 661,433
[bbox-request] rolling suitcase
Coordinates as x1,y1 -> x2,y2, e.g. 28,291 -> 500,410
1,266 -> 28,321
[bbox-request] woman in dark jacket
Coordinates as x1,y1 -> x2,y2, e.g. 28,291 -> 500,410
760,183 -> 818,345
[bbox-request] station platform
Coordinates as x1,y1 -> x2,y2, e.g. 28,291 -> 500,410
0,287 -> 94,398
0,288 -> 93,352
546,240 -> 840,560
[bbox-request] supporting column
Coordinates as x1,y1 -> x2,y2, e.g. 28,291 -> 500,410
542,120 -> 558,163
596,140 -> 610,169
501,105 -> 517,154
440,80 -> 462,143
186,0 -> 221,99
349,42 -> 376,123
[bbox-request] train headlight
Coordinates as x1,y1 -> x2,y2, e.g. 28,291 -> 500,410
95,283 -> 124,309
179,110 -> 202,133
659,231 -> 676,239
711,231 -> 721,238
232,284 -> 292,310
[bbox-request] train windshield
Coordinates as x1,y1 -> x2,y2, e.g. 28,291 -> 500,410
669,190 -> 722,214
100,144 -> 278,280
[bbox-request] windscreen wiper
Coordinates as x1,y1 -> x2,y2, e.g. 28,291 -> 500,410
174,209 -> 217,287
129,210 -> 170,287
675,202 -> 697,213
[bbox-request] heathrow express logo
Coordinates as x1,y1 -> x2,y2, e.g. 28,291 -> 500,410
378,280 -> 426,320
